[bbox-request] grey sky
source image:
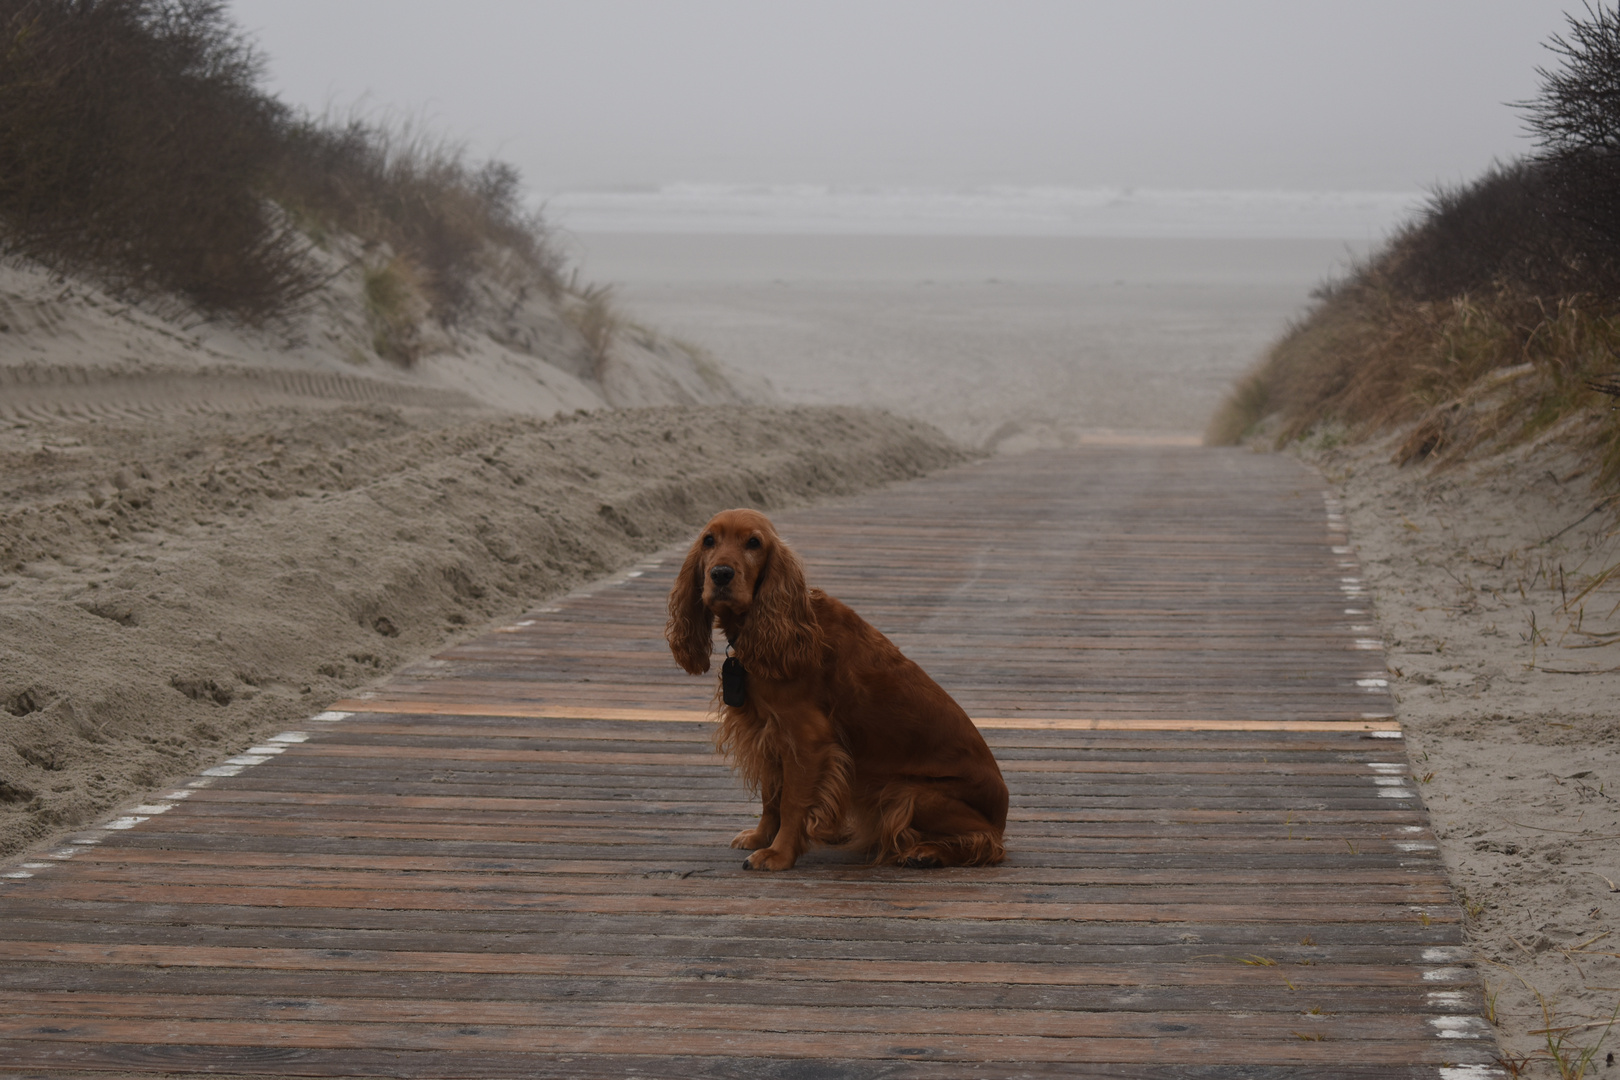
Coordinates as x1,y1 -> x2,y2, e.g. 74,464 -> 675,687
229,1 -> 1579,194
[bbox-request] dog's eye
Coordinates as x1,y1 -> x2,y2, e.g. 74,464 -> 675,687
701,534 -> 715,548
745,536 -> 762,549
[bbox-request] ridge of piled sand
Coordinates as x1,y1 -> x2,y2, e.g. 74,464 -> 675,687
0,401 -> 966,858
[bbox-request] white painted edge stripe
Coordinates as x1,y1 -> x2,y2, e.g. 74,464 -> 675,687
1423,947 -> 1472,963
6,717 -> 342,878
41,709 -> 336,848
1422,967 -> 1471,982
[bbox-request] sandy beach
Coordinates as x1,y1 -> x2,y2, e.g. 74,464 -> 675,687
574,232 -> 1358,449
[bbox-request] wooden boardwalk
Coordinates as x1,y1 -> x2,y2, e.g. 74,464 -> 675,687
0,448 -> 1503,1078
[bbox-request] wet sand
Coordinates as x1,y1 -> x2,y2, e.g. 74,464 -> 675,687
573,233 -> 1361,448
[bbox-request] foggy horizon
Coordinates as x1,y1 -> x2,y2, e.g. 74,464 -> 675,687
229,0 -> 1579,201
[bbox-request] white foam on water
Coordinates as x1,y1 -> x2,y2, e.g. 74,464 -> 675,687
546,184 -> 1421,240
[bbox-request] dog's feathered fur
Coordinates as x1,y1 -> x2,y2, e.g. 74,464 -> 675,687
666,508 -> 1008,871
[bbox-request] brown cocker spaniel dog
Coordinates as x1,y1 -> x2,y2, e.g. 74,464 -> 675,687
666,508 -> 1008,871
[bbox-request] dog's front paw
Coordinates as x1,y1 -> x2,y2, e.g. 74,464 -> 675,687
899,842 -> 946,869
742,846 -> 797,871
730,827 -> 772,850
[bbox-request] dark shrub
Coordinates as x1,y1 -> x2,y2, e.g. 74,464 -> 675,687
1379,162 -> 1573,300
1371,4 -> 1620,303
0,0 -> 312,318
0,0 -> 564,324
1521,1 -> 1620,256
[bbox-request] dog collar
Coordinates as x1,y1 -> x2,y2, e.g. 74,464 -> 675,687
721,641 -> 748,707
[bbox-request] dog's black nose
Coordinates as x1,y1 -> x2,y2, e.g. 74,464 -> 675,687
709,565 -> 735,587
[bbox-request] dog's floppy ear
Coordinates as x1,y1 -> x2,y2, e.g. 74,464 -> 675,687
665,534 -> 714,674
735,533 -> 820,681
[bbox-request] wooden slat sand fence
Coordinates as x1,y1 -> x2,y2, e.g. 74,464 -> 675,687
0,447 -> 1503,1078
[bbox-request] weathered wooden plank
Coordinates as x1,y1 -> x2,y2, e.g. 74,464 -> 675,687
133,800 -> 1433,825
0,882 -> 1462,922
51,848 -> 1445,885
0,1031 -> 1499,1070
0,941 -> 1482,986
89,831 -> 1442,873
0,962 -> 1480,1010
0,920 -> 1470,969
0,1043 -> 1497,1080
0,905 -> 1466,951
88,823 -> 1443,860
0,1002 -> 1493,1050
24,865 -> 1456,907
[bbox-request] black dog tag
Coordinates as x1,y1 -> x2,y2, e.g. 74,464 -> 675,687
721,656 -> 748,707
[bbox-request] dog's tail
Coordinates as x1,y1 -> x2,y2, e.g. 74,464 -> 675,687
870,782 -> 1006,867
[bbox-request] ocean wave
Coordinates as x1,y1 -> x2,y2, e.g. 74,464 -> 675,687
542,183 -> 1425,239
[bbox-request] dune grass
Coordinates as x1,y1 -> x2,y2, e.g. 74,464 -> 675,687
559,280 -> 621,377
274,117 -> 566,321
1209,278 -> 1620,482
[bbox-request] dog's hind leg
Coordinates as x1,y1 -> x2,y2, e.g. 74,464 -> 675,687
885,786 -> 1006,868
